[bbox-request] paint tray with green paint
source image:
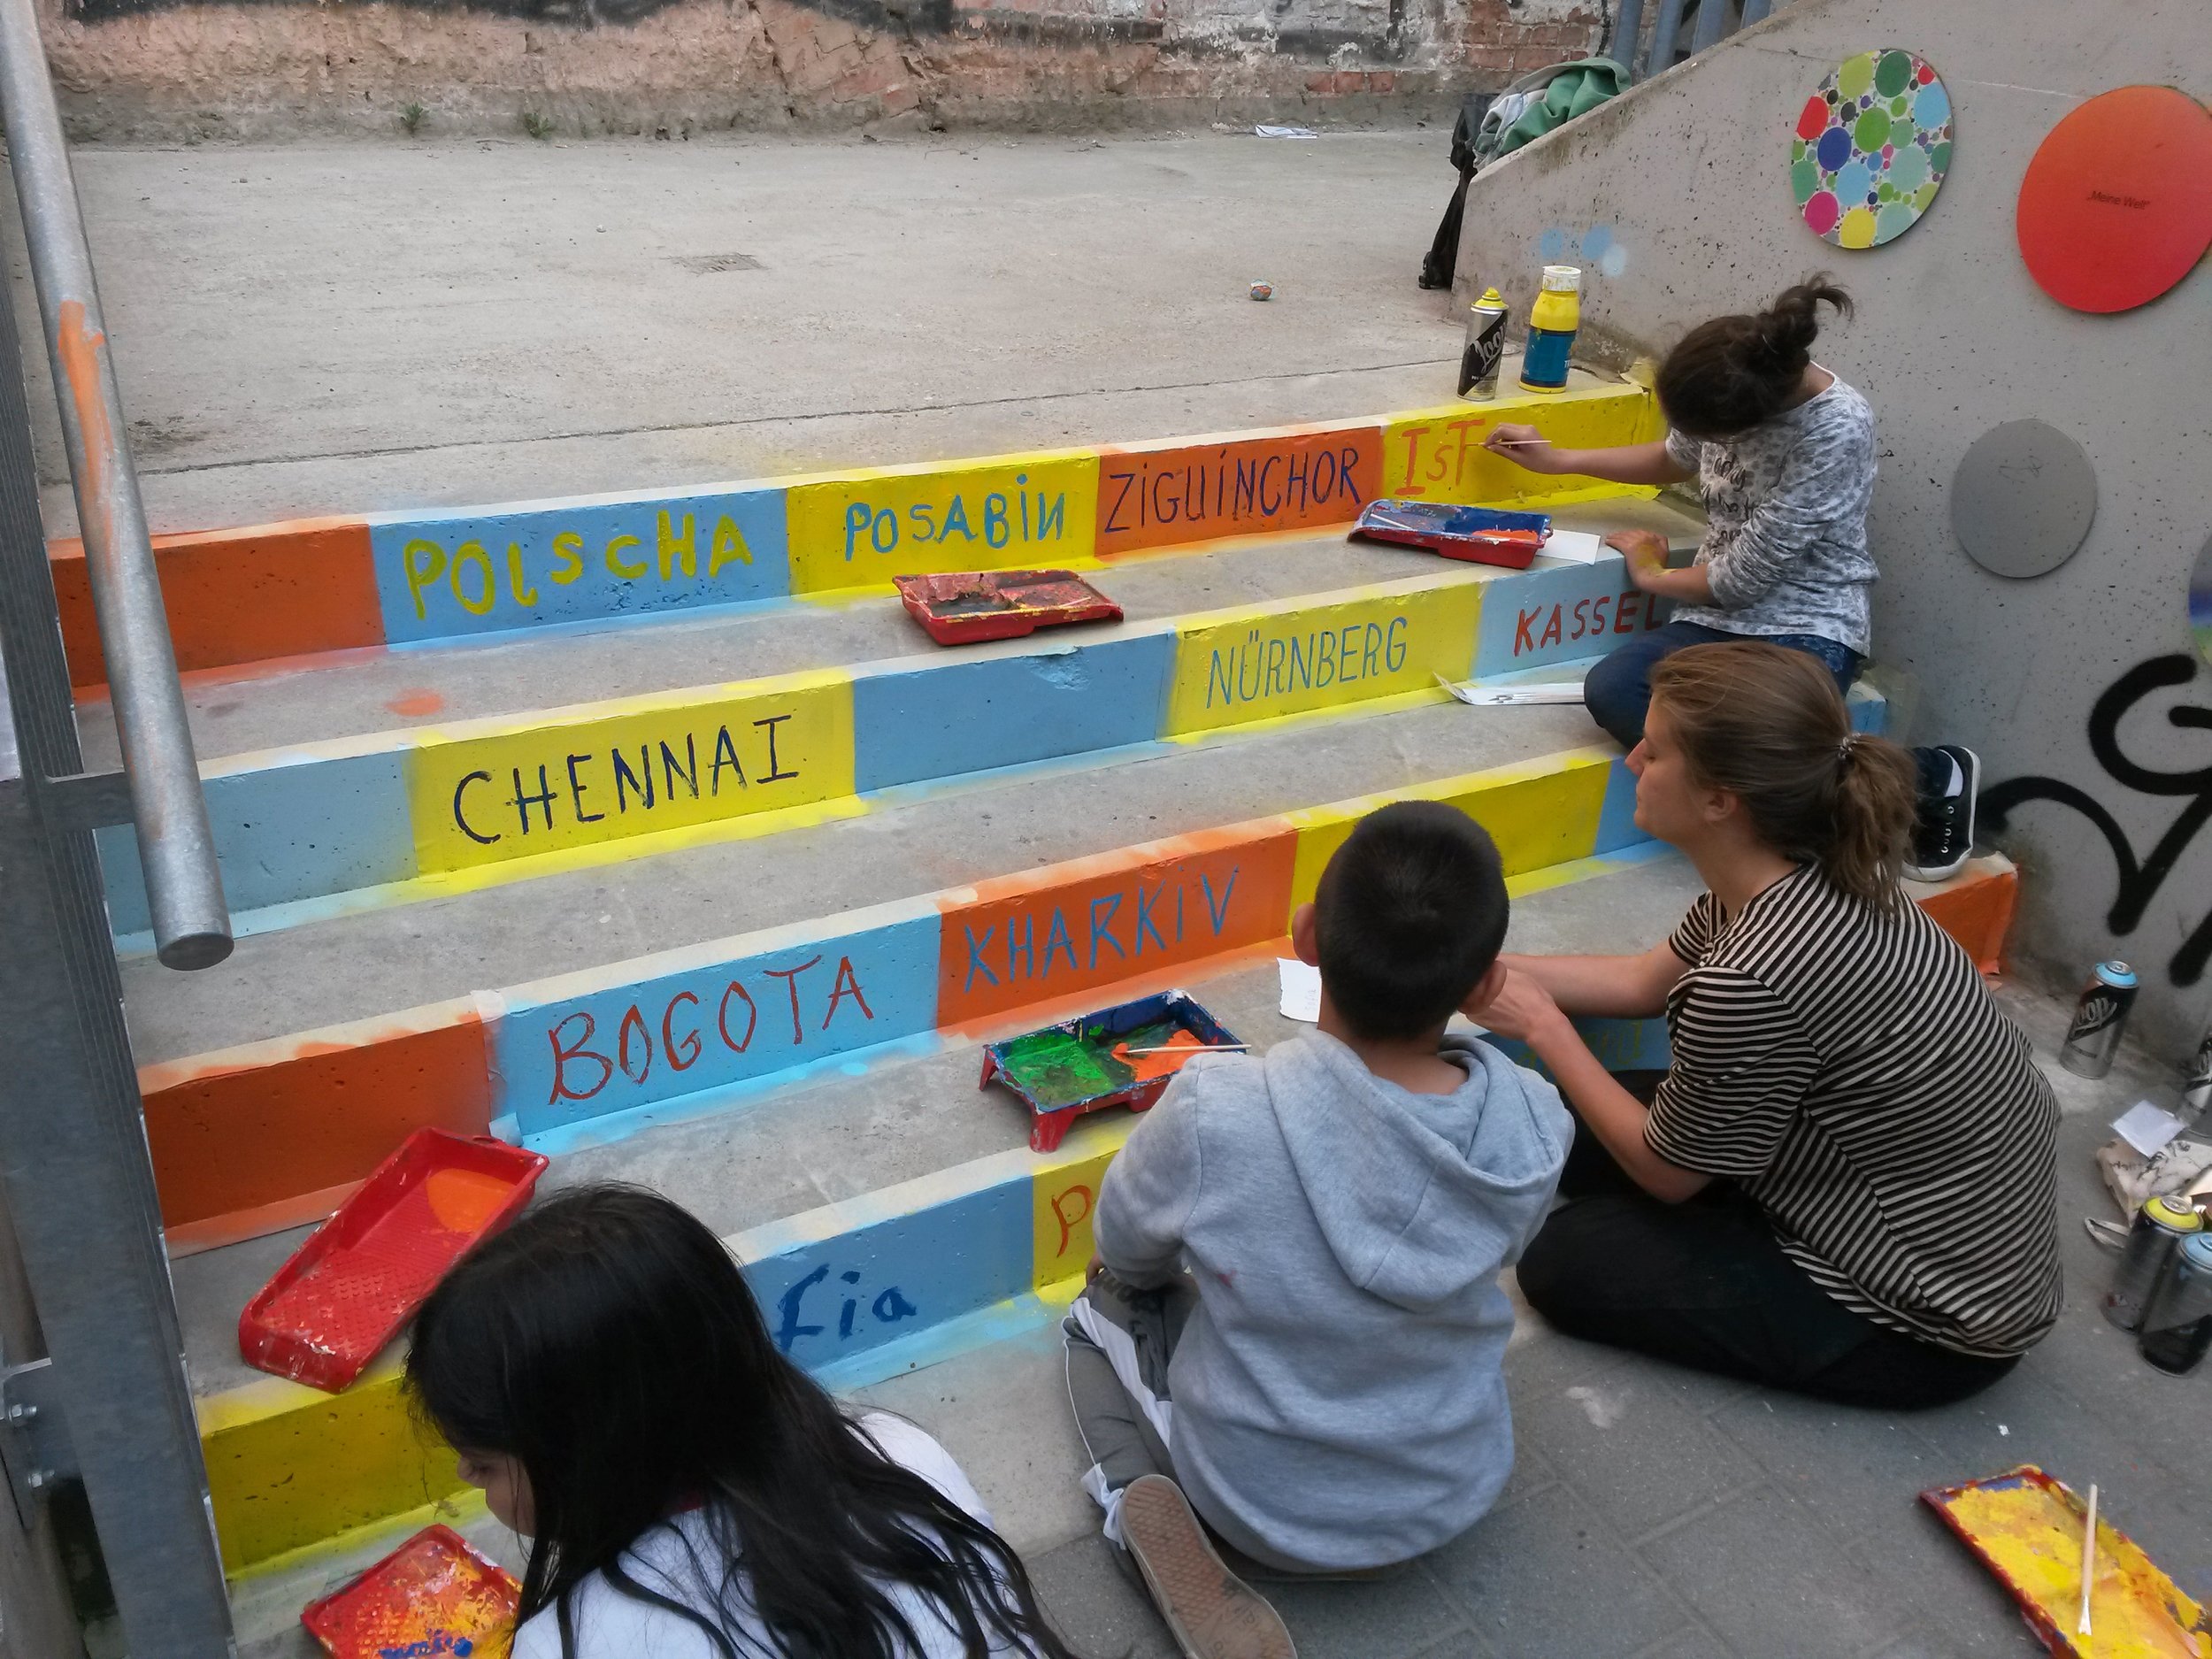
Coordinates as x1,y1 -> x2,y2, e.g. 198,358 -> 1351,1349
980,990 -> 1242,1152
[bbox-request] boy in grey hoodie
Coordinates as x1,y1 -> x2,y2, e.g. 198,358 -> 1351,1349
1064,802 -> 1572,1659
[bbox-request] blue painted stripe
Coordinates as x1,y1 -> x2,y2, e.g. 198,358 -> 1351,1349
495,912 -> 942,1138
850,631 -> 1176,793
370,488 -> 792,645
98,750 -> 415,934
1473,557 -> 1668,678
741,1179 -> 1032,1378
1594,756 -> 1644,855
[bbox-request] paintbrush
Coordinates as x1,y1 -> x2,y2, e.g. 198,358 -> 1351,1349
1120,1042 -> 1248,1055
2078,1482 -> 2098,1637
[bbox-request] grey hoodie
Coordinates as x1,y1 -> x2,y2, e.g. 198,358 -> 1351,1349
1093,1030 -> 1572,1571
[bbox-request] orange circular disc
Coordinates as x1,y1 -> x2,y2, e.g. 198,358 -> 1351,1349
2016,85 -> 2212,312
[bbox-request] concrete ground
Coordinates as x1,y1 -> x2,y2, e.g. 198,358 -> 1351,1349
9,128 -> 1465,539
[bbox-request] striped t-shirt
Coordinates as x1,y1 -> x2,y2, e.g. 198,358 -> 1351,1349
1646,866 -> 2061,1357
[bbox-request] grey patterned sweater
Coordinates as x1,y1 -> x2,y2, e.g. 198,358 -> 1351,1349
1663,373 -> 1878,657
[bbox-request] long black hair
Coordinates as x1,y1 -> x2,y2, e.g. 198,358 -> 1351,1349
1656,277 -> 1853,439
406,1184 -> 1075,1659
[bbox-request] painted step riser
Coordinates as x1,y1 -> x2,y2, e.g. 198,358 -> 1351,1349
97,557 -> 1680,936
144,748 -> 1645,1249
54,385 -> 1661,687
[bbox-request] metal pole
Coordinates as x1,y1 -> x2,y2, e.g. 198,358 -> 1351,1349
1609,0 -> 1647,81
1739,0 -> 1773,26
0,0 -> 229,971
1687,0 -> 1735,55
0,181 -> 236,1657
1646,0 -> 1688,77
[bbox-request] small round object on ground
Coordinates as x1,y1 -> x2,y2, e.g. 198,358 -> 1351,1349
1951,419 -> 2098,580
2016,85 -> 2212,313
1249,281 -> 1272,301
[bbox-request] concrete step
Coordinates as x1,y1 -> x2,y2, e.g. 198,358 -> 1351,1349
187,850 -> 1705,1601
79,498 -> 1702,767
90,501 -> 1702,942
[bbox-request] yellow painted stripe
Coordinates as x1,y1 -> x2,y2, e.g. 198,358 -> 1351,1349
403,669 -> 857,875
1286,746 -> 1619,912
786,451 -> 1101,596
1164,576 -> 1484,737
1379,382 -> 1665,509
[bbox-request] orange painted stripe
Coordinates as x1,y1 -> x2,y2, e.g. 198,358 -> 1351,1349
936,821 -> 1300,1030
1916,864 -> 2019,977
1095,424 -> 1383,556
142,1010 -> 491,1232
50,518 -> 380,688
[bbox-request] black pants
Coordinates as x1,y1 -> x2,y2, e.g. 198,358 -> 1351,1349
1517,1075 -> 2020,1409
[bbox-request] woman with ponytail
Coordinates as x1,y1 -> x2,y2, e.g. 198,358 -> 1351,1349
407,1185 -> 1073,1659
1485,277 -> 1979,879
1466,643 -> 2059,1408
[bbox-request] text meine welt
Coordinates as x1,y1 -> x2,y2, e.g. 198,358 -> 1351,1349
448,713 -> 802,846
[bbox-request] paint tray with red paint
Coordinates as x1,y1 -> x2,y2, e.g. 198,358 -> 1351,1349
981,990 -> 1241,1152
239,1129 -> 549,1393
1920,1465 -> 2209,1657
893,570 -> 1123,645
302,1524 -> 518,1659
1350,500 -> 1551,569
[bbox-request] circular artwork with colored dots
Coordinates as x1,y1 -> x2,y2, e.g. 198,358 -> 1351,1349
1791,50 -> 1952,249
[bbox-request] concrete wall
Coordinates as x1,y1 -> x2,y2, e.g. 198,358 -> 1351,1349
1453,0 -> 2212,1059
41,0 -> 1602,141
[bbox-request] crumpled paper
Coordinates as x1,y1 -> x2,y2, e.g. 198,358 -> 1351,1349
2096,1132 -> 2212,1220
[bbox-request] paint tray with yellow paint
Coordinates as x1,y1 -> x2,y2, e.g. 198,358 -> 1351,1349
1920,1465 -> 2211,1657
981,990 -> 1241,1153
238,1129 -> 548,1393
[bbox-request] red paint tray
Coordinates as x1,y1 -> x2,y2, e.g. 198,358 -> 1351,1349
240,1128 -> 548,1393
302,1524 -> 518,1659
894,569 -> 1123,645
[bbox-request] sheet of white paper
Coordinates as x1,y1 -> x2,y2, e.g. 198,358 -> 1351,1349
1541,530 -> 1606,565
1434,672 -> 1586,706
2113,1099 -> 2185,1158
1278,957 -> 1322,1023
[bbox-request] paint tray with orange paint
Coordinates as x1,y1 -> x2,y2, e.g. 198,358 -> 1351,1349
980,990 -> 1241,1152
894,570 -> 1124,645
240,1129 -> 548,1393
1920,1465 -> 2211,1657
302,1524 -> 518,1658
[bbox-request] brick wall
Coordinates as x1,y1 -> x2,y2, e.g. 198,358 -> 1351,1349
43,0 -> 1605,140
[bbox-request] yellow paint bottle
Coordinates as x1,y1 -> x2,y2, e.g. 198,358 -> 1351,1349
1519,265 -> 1582,392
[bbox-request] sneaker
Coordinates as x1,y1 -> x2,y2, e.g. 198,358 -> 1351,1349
1118,1475 -> 1297,1659
1904,744 -> 1979,883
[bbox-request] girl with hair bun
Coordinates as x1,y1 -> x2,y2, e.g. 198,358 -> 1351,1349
1465,642 -> 2060,1409
1486,277 -> 1978,881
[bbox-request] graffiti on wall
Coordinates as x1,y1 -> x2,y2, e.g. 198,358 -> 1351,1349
1979,654 -> 2212,986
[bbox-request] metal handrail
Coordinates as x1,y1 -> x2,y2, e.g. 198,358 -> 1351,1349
0,0 -> 231,970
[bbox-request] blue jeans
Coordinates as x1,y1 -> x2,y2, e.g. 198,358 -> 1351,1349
1583,622 -> 1861,749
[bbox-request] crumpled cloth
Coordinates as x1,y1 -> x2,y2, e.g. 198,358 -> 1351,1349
2096,1133 -> 2212,1220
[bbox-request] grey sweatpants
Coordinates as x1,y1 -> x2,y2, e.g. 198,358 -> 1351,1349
1063,1269 -> 1195,1542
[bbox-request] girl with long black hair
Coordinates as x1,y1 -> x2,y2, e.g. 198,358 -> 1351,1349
407,1184 -> 1075,1659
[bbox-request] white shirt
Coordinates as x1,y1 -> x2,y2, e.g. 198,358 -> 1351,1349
511,1415 -> 1032,1659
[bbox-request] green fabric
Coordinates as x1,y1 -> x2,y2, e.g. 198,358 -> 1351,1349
1497,57 -> 1628,157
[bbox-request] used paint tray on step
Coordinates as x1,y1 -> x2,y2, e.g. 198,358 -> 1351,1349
1920,1465 -> 2211,1657
893,569 -> 1124,645
980,990 -> 1241,1152
302,1524 -> 519,1659
240,1129 -> 549,1393
1350,500 -> 1551,569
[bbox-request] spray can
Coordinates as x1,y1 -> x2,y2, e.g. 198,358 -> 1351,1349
2177,1023 -> 2212,1132
2139,1232 -> 2212,1374
2102,1192 -> 2201,1331
2060,960 -> 2139,1079
1458,288 -> 1510,400
1519,265 -> 1582,392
